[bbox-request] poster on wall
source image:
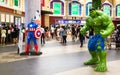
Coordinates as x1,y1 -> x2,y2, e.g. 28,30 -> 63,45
14,16 -> 21,28
71,3 -> 79,15
53,2 -> 61,15
6,14 -> 9,22
103,5 -> 110,16
10,15 -> 14,23
21,17 -> 25,23
117,6 -> 120,16
1,14 -> 5,22
14,17 -> 18,25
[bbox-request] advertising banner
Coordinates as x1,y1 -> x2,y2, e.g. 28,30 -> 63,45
58,19 -> 81,24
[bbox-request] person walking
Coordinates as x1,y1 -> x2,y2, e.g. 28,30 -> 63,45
62,27 -> 67,44
41,26 -> 45,45
71,25 -> 76,42
13,25 -> 19,44
79,26 -> 85,47
51,26 -> 54,39
1,27 -> 6,46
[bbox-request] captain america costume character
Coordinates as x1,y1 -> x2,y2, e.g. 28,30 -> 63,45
24,21 -> 40,54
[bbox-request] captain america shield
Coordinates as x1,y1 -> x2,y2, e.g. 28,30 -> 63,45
34,29 -> 41,39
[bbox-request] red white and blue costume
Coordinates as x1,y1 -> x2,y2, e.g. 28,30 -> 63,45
25,21 -> 41,54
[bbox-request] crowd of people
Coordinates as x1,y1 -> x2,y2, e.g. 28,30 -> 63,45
0,24 -> 19,46
38,24 -> 87,46
0,23 -> 120,50
0,23 -> 94,48
115,25 -> 120,49
45,24 -> 88,47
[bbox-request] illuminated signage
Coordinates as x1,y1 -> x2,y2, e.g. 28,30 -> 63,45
58,20 -> 81,24
1,0 -> 4,2
14,0 -> 18,6
71,3 -> 79,15
53,2 -> 61,15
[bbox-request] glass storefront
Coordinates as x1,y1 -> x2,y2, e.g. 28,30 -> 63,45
14,0 -> 19,6
71,3 -> 79,15
116,4 -> 120,17
103,5 -> 111,16
86,2 -> 92,16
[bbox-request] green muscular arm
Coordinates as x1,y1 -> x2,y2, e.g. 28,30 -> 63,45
100,16 -> 115,38
80,25 -> 89,35
80,17 -> 92,35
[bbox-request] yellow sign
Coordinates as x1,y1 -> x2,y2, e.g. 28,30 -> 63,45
14,10 -> 22,15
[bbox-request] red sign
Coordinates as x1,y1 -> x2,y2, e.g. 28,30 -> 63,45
41,0 -> 44,6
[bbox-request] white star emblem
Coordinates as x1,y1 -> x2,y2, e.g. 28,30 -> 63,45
37,32 -> 40,36
30,24 -> 32,27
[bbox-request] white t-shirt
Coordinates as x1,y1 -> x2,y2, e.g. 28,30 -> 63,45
41,27 -> 44,33
51,27 -> 54,33
1,29 -> 6,37
8,30 -> 11,34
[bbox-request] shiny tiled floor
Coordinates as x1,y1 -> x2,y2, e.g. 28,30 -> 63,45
0,35 -> 120,75
55,60 -> 120,75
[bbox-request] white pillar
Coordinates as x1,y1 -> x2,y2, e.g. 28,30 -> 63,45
25,0 -> 41,24
25,0 -> 41,52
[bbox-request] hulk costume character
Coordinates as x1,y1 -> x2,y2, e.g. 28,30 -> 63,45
80,8 -> 114,72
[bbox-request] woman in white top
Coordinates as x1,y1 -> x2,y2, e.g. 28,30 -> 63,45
1,27 -> 6,45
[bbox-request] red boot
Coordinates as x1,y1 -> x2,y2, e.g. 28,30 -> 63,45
34,44 -> 39,54
24,45 -> 30,53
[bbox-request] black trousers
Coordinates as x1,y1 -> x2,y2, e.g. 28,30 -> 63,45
41,33 -> 45,44
79,36 -> 84,47
80,39 -> 83,47
51,32 -> 54,39
62,36 -> 67,44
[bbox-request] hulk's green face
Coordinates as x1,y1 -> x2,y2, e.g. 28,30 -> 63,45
89,10 -> 97,18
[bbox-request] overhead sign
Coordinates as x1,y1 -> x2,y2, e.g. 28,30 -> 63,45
58,20 -> 81,24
